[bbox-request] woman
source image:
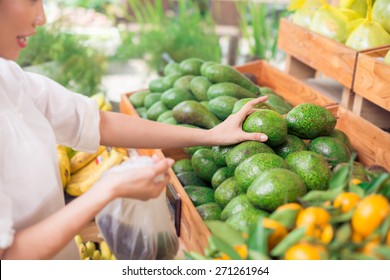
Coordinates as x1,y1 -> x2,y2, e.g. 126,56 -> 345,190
0,0 -> 268,259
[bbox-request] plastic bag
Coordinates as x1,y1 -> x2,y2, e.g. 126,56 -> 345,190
96,156 -> 179,260
292,0 -> 324,28
373,0 -> 390,33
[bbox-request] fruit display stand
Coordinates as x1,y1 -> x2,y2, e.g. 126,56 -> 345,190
278,18 -> 390,130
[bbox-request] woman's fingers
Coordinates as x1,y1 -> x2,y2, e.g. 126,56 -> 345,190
237,96 -> 268,117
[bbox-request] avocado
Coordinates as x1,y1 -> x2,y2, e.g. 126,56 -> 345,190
221,194 -> 257,221
200,61 -> 217,76
208,96 -> 238,120
285,151 -> 331,191
204,64 -> 260,95
184,145 -> 211,157
172,100 -> 220,129
190,76 -> 212,101
196,202 -> 222,221
129,90 -> 150,108
161,88 -> 195,109
308,136 -> 351,168
286,103 -> 337,139
247,168 -> 307,212
149,77 -> 171,93
173,75 -> 195,92
242,109 -> 288,147
162,117 -> 178,125
226,207 -> 268,233
184,186 -> 215,206
214,177 -> 239,207
172,158 -> 193,174
211,145 -> 236,167
211,166 -> 234,189
191,149 -> 222,182
265,94 -> 293,114
207,82 -> 258,100
176,171 -> 209,187
144,93 -> 162,109
225,141 -> 275,170
333,161 -> 368,181
179,58 -> 204,76
273,134 -> 307,159
163,62 -> 182,76
135,107 -> 148,119
329,128 -> 354,153
156,110 -> 173,122
232,98 -> 273,114
146,101 -> 168,121
163,74 -> 182,88
260,87 -> 276,95
200,101 -> 209,109
235,153 -> 290,193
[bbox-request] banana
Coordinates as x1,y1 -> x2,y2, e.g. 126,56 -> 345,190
100,102 -> 113,111
57,145 -> 71,188
114,147 -> 129,157
78,243 -> 89,260
79,149 -> 124,193
100,240 -> 112,260
92,250 -> 101,260
90,93 -> 106,109
86,241 -> 96,258
110,254 -> 117,260
74,234 -> 83,246
70,146 -> 106,174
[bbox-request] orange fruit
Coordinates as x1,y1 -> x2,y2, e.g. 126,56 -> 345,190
275,203 -> 303,212
263,218 -> 288,250
333,192 -> 360,213
285,243 -> 328,260
387,231 -> 390,246
352,194 -> 390,238
359,239 -> 382,259
296,207 -> 331,239
219,244 -> 248,260
320,224 -> 334,244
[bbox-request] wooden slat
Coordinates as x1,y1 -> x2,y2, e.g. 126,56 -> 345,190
278,18 -> 357,88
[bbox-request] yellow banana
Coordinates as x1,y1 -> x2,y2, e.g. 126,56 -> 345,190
86,241 -> 96,258
74,234 -> 83,246
110,254 -> 117,260
78,243 -> 89,260
79,149 -> 124,193
100,102 -> 113,111
100,240 -> 112,260
92,250 -> 101,260
57,145 -> 71,188
70,146 -> 106,174
90,93 -> 106,109
114,147 -> 128,157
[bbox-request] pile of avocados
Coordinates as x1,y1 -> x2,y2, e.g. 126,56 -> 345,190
129,58 -> 354,232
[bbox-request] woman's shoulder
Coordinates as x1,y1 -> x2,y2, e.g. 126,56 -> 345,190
0,58 -> 25,83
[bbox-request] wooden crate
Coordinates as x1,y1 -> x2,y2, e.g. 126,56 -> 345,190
353,45 -> 390,116
278,18 -> 358,89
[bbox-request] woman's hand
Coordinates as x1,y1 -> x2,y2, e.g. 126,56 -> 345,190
209,96 -> 269,146
95,156 -> 174,201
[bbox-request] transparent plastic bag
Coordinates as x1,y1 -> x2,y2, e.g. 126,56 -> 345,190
96,156 -> 179,260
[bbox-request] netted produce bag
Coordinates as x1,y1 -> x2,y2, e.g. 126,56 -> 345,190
309,1 -> 349,43
372,0 -> 390,34
339,0 -> 368,18
346,0 -> 390,50
96,156 -> 179,260
291,0 -> 324,28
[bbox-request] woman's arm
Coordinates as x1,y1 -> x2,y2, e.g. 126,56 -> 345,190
99,96 -> 268,149
0,158 -> 173,260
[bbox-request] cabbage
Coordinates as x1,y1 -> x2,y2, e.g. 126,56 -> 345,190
339,8 -> 362,20
309,5 -> 349,43
373,0 -> 390,33
339,0 -> 368,18
345,0 -> 390,50
385,50 -> 390,65
292,0 -> 324,28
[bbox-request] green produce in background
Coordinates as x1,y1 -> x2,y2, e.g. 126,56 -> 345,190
308,137 -> 351,168
207,83 -> 258,100
273,134 -> 307,159
190,76 -> 212,101
149,77 -> 171,93
176,171 -> 209,187
208,96 -> 238,120
161,88 -> 195,109
163,74 -> 182,88
285,151 -> 331,191
291,0 -> 324,28
373,0 -> 390,34
180,58 -> 204,76
191,149 -> 223,182
211,166 -> 234,190
146,101 -> 168,121
214,177 -> 239,208
329,128 -> 354,153
247,168 -> 307,212
184,186 -> 215,206
156,110 -> 174,122
163,62 -> 182,76
225,207 -> 268,233
173,75 -> 196,92
172,159 -> 193,174
196,203 -> 222,221
232,98 -> 273,114
129,90 -> 150,108
220,194 -> 257,221
173,100 -> 220,129
144,93 -> 162,109
200,61 -> 217,76
286,103 -> 337,139
339,0 -> 368,18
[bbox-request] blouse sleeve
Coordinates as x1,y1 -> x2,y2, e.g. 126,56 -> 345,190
23,70 -> 101,153
0,183 -> 14,249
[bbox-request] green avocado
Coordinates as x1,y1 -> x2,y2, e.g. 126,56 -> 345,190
173,75 -> 195,92
308,136 -> 351,168
200,61 -> 217,76
179,58 -> 204,76
144,93 -> 162,109
214,177 -> 239,207
135,107 -> 148,119
149,77 -> 171,93
232,98 -> 273,114
196,202 -> 222,221
146,101 -> 168,121
247,168 -> 307,212
190,76 -> 212,101
225,141 -> 275,170
211,166 -> 234,189
234,153 -> 289,193
220,194 -> 257,221
156,110 -> 173,122
176,171 -> 209,187
172,159 -> 193,174
172,100 -> 220,129
225,207 -> 269,233
163,62 -> 182,76
208,96 -> 238,120
329,128 -> 354,153
191,149 -> 223,182
184,145 -> 211,157
207,82 -> 258,100
273,134 -> 307,159
286,103 -> 337,139
204,64 -> 260,95
264,94 -> 293,114
161,88 -> 195,109
163,74 -> 182,88
129,90 -> 150,108
184,186 -> 215,207
242,109 -> 288,147
285,151 -> 331,191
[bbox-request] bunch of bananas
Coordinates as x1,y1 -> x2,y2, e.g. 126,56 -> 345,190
57,145 -> 71,188
74,235 -> 116,260
90,93 -> 113,111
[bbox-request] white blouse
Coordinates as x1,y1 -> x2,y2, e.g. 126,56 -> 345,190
0,58 -> 100,259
